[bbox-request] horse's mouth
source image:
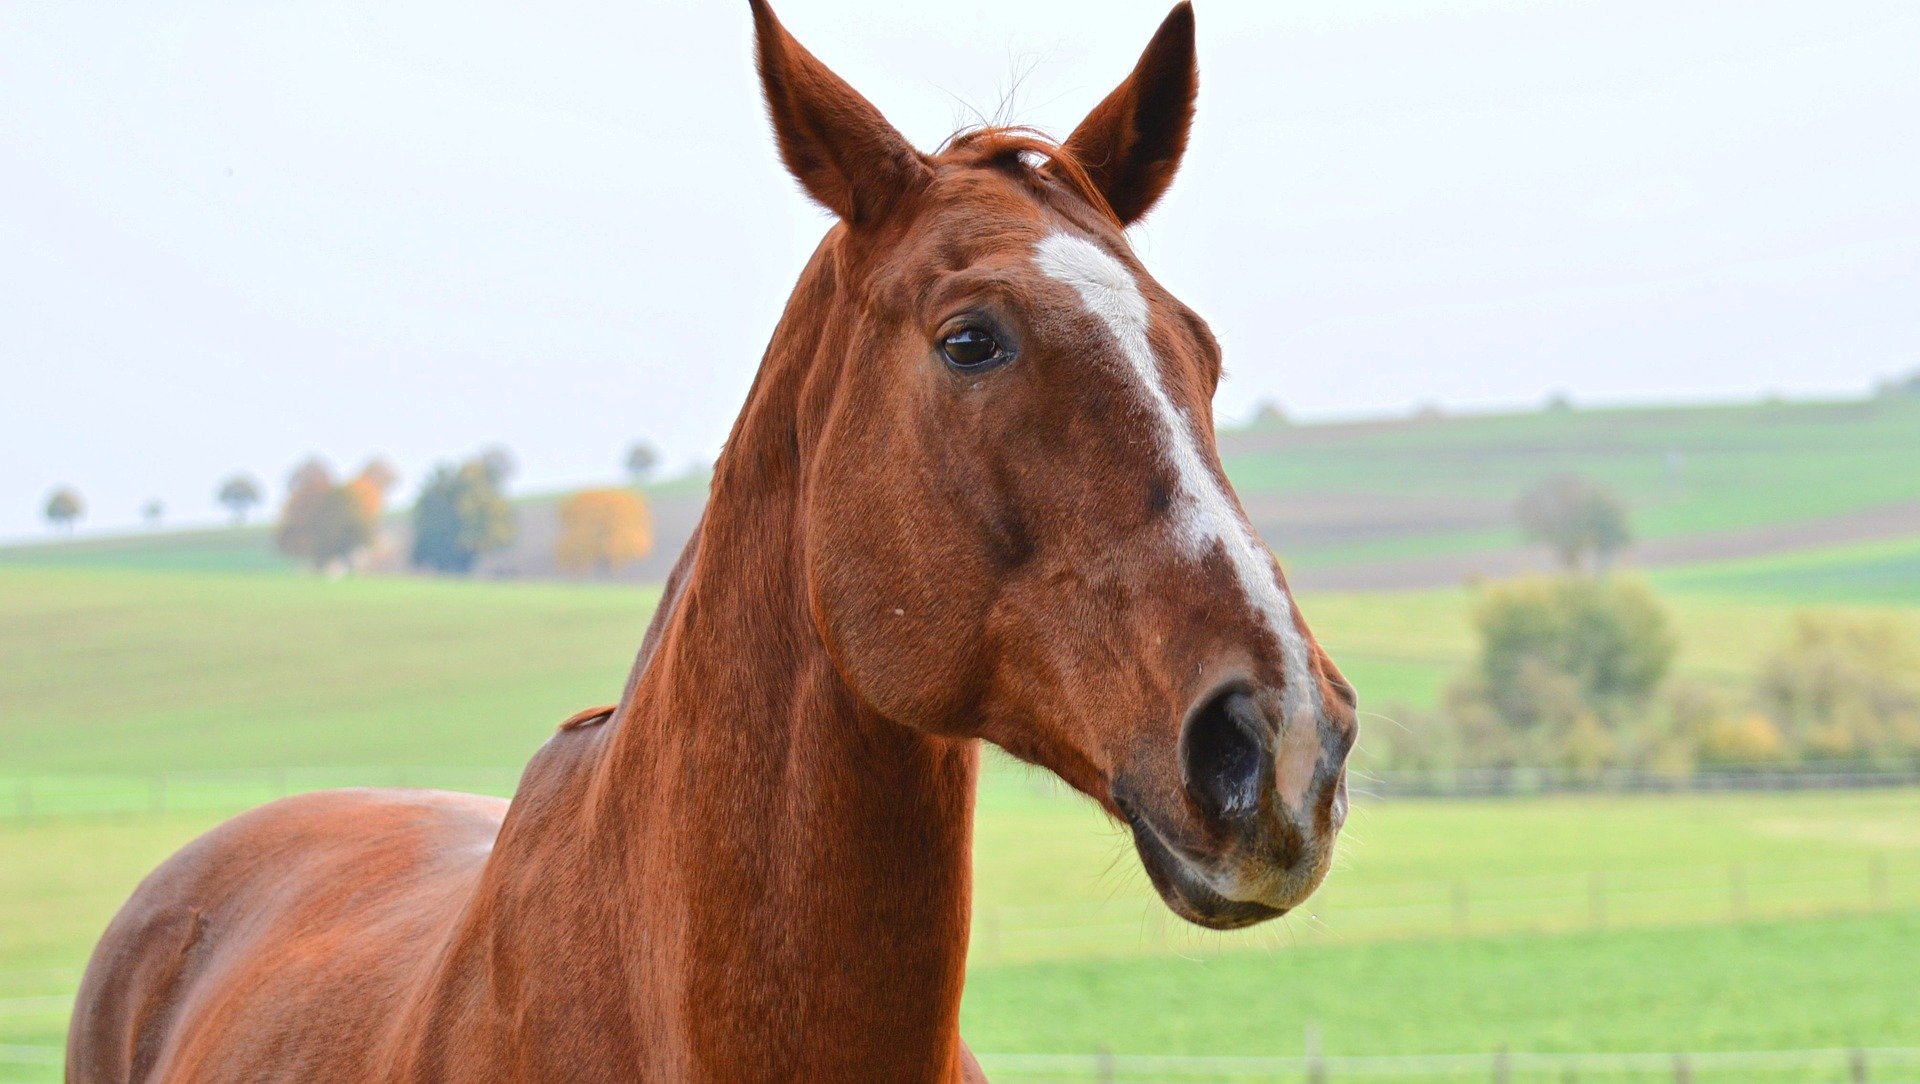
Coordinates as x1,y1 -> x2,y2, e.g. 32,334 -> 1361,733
1119,803 -> 1289,931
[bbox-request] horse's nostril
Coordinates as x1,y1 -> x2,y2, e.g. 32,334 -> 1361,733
1179,688 -> 1271,823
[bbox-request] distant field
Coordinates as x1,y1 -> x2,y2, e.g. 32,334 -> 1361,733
0,524 -> 288,574
1651,535 -> 1920,606
0,566 -> 653,774
1224,395 -> 1920,558
5,566 -> 1918,785
9,395 -> 1920,590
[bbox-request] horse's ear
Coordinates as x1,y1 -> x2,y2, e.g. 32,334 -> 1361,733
1055,3 -> 1198,225
748,0 -> 930,227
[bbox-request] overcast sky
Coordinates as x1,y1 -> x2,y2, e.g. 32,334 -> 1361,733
4,0 -> 1916,538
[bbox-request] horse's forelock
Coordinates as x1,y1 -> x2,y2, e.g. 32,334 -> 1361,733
934,126 -> 1121,227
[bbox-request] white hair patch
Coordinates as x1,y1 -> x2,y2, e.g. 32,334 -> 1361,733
1033,231 -> 1319,723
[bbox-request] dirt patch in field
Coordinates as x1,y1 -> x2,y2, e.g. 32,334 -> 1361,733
1288,501 -> 1920,592
1237,492 -> 1509,550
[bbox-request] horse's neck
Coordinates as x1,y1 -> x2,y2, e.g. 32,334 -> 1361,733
455,396 -> 979,1077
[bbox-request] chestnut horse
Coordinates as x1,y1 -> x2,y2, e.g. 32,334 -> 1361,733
67,3 -> 1356,1080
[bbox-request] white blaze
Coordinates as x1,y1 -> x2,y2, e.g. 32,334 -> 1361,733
1034,231 -> 1318,723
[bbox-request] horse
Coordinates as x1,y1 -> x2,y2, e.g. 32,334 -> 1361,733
66,3 -> 1356,1079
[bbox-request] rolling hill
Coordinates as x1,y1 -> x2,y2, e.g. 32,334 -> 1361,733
7,393 -> 1919,591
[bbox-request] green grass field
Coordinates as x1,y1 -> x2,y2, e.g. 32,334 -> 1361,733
965,911 -> 1920,1058
0,525 -> 289,574
1226,395 -> 1920,557
1651,535 -> 1920,606
5,790 -> 1916,1079
0,567 -> 654,773
4,563 -> 1919,1080
6,564 -> 1917,782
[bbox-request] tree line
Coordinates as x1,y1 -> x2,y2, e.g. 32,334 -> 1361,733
37,441 -> 664,580
272,443 -> 660,577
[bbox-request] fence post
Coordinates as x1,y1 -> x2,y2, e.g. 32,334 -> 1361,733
1453,882 -> 1470,937
1869,856 -> 1888,910
1094,1045 -> 1114,1084
1730,863 -> 1746,922
1491,1045 -> 1510,1084
1304,1021 -> 1325,1084
1851,1046 -> 1869,1083
1589,871 -> 1606,930
1672,1053 -> 1691,1083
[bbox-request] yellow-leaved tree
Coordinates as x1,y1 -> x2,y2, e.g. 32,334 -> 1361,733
556,488 -> 651,577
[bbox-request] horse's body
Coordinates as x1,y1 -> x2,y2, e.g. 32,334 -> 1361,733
72,509 -> 983,1081
69,4 -> 1356,1080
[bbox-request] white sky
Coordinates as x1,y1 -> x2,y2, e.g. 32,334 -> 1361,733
3,0 -> 1916,538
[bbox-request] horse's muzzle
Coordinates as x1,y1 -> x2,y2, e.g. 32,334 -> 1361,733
1116,678 -> 1355,930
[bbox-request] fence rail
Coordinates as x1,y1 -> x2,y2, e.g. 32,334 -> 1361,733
1360,765 -> 1920,799
8,764 -> 1920,826
976,1046 -> 1920,1082
9,1043 -> 1909,1080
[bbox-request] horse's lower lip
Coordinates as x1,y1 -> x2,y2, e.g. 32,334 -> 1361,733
1120,803 -> 1287,931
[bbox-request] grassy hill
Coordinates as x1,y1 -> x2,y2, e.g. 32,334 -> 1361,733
1650,534 -> 1920,606
1227,395 -> 1920,543
8,564 -> 1919,782
1220,393 -> 1920,586
8,394 -> 1919,591
0,567 -> 654,774
7,559 -> 1920,786
0,524 -> 289,574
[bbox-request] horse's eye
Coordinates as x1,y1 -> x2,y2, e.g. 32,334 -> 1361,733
939,327 -> 1004,370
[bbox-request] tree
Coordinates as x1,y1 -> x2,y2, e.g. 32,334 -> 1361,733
1516,473 -> 1632,573
1473,577 -> 1674,719
44,487 -> 83,532
275,460 -> 374,572
355,457 -> 400,497
217,474 -> 264,524
1443,575 -> 1676,770
477,445 -> 517,487
624,442 -> 660,486
342,458 -> 399,530
1875,368 -> 1920,398
556,488 -> 652,576
142,499 -> 165,528
286,457 -> 332,495
410,460 -> 517,574
1756,613 -> 1920,761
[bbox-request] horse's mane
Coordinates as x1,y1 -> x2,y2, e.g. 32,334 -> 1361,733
935,126 -> 1121,227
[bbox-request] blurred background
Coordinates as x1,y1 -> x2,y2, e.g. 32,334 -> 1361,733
4,1 -> 1918,1080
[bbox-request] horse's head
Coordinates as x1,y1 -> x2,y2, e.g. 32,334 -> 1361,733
746,0 -> 1354,929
